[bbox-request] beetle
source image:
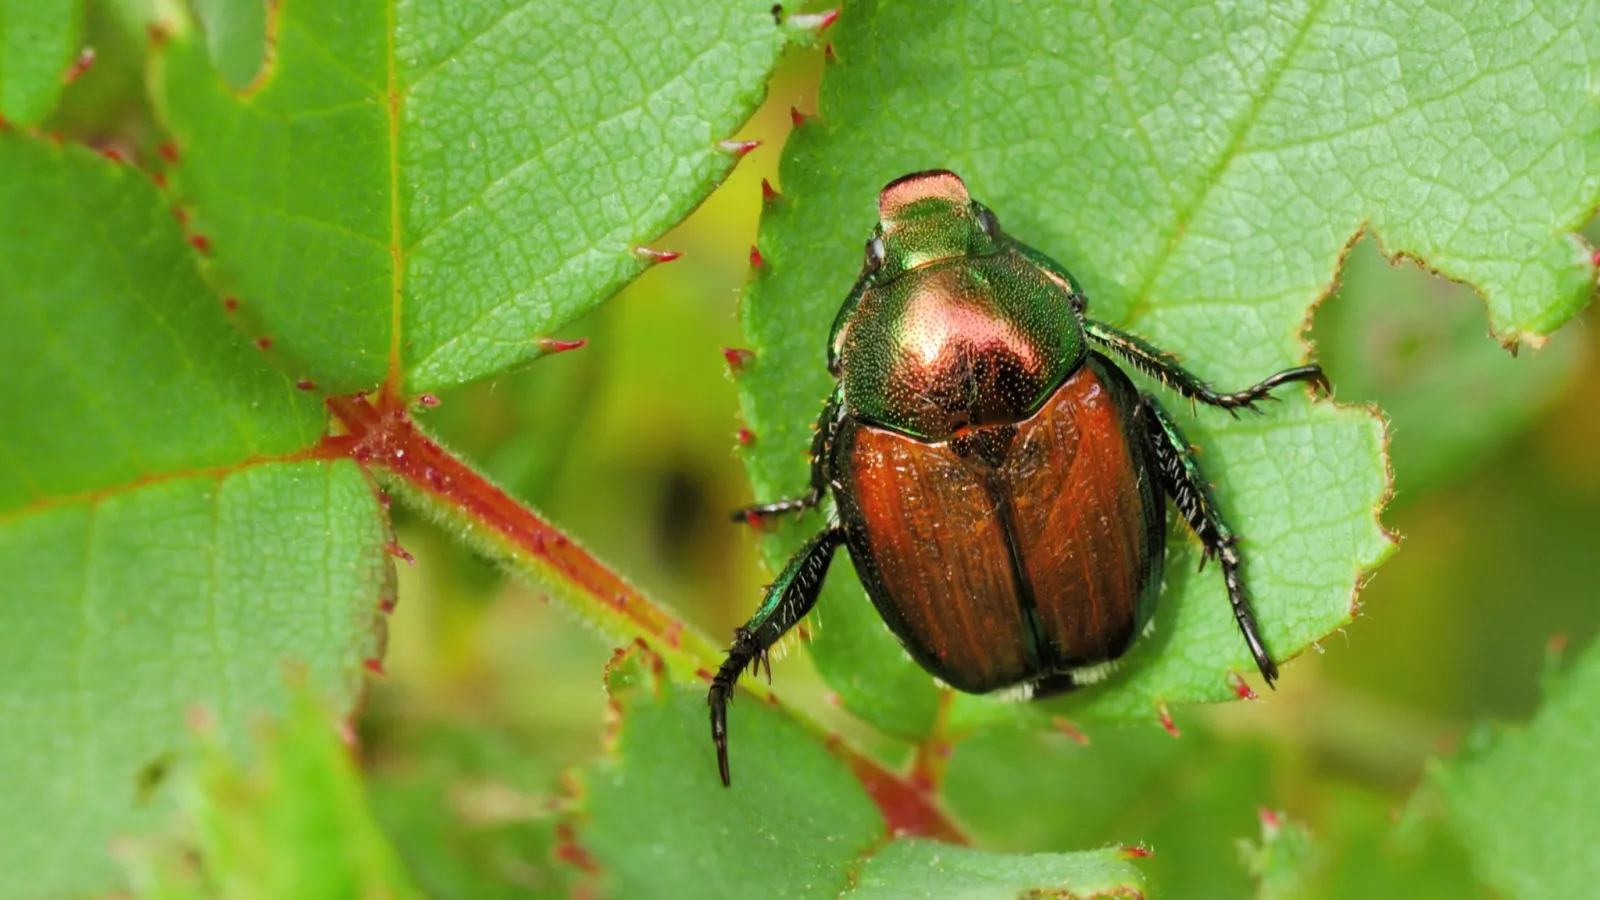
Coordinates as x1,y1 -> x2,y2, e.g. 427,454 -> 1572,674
709,170 -> 1326,786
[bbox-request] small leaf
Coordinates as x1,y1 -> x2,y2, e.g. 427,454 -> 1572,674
1432,635 -> 1600,897
0,0 -> 82,124
121,684 -> 424,899
735,0 -> 1600,732
576,652 -> 883,899
0,135 -> 389,896
1239,810 -> 1323,900
153,0 -> 801,392
841,839 -> 1146,900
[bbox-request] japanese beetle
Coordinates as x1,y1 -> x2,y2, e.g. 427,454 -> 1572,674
711,170 -> 1325,786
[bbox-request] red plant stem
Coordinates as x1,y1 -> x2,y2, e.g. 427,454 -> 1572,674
325,391 -> 968,843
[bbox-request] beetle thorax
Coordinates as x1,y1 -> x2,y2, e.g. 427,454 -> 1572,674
835,253 -> 1086,442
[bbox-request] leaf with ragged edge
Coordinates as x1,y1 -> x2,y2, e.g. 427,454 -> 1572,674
573,651 -> 1148,900
0,135 -> 389,896
1316,238 -> 1586,500
737,0 -> 1597,734
842,840 -> 1145,900
151,0 -> 815,393
120,685 -> 423,900
0,0 -> 82,125
1431,636 -> 1600,897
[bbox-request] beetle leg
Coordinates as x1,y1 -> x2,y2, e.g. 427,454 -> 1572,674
732,387 -> 844,526
709,527 -> 846,786
1086,319 -> 1327,415
1140,396 -> 1279,687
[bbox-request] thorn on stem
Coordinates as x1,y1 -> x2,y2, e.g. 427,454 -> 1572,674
634,246 -> 682,264
188,234 -> 211,254
717,139 -> 761,156
63,47 -> 96,84
749,245 -> 765,269
1157,702 -> 1181,738
254,336 -> 273,351
722,347 -> 755,373
416,393 -> 440,408
537,337 -> 587,355
384,541 -> 415,566
295,379 -> 317,391
736,427 -> 756,446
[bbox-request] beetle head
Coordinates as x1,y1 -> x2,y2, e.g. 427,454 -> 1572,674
863,170 -> 1004,280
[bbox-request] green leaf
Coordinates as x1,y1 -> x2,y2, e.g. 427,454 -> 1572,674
1432,636 -> 1600,897
577,650 -> 1147,899
0,0 -> 82,125
1316,238 -> 1587,500
1239,810 -> 1323,900
0,135 -> 389,895
152,0 -> 806,392
736,0 -> 1600,733
122,684 -> 423,899
576,652 -> 884,899
841,839 -> 1145,900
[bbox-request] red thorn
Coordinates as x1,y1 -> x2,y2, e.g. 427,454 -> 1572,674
1230,672 -> 1259,701
1119,846 -> 1152,860
379,598 -> 396,614
789,9 -> 840,31
152,173 -> 167,188
1157,703 -> 1181,738
761,178 -> 779,202
790,107 -> 806,127
1590,249 -> 1600,268
157,142 -> 180,164
377,491 -> 391,509
1051,717 -> 1090,746
825,42 -> 837,62
171,206 -> 188,224
222,296 -> 239,312
384,540 -> 415,566
553,823 -> 600,874
722,346 -> 755,372
736,427 -> 756,446
1259,807 -> 1282,831
188,234 -> 211,254
99,147 -> 123,163
63,48 -> 96,84
254,336 -> 273,351
363,658 -> 385,675
416,393 -> 440,408
634,246 -> 682,264
749,245 -> 765,268
718,139 -> 761,156
537,337 -> 587,355
295,379 -> 317,391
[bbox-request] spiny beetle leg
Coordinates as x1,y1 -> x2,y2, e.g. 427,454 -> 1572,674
1085,319 -> 1326,415
731,387 -> 843,527
709,527 -> 846,786
1141,395 -> 1278,687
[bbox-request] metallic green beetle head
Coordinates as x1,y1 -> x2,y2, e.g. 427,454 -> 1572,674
864,170 -> 1007,279
828,170 -> 1088,442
